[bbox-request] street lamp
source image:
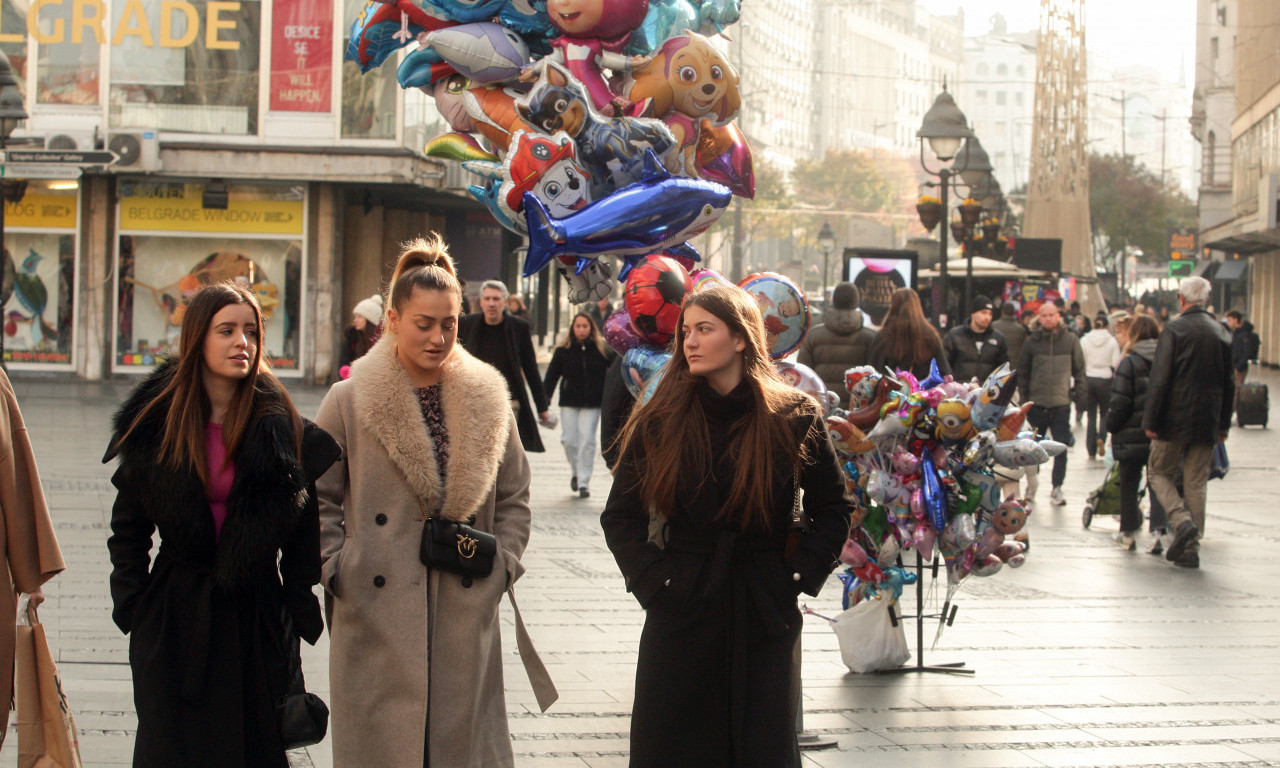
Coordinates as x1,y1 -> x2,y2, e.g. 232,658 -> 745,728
917,87 -> 973,326
0,49 -> 29,372
957,137 -> 994,314
817,221 -> 837,305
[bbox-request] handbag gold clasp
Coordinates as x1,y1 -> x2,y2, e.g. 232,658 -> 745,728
456,533 -> 478,559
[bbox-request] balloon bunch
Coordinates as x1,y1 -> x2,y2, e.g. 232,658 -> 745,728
826,360 -> 1064,609
347,0 -> 753,302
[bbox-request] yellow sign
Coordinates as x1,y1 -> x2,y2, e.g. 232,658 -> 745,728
0,0 -> 243,50
3,193 -> 78,229
120,187 -> 304,235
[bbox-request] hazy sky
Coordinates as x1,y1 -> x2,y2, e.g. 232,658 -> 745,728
919,0 -> 1198,90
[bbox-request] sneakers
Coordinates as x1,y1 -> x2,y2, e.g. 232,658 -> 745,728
579,488 -> 590,498
1165,520 -> 1200,562
1050,486 -> 1066,506
571,475 -> 578,491
1148,529 -> 1167,556
1096,439 -> 1105,457
1112,531 -> 1136,551
1173,551 -> 1200,568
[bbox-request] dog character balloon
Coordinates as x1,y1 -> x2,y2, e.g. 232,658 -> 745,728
464,129 -> 593,233
968,362 -> 1017,431
544,0 -> 652,113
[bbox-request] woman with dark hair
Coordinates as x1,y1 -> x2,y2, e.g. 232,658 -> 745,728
601,283 -> 850,767
1106,315 -> 1162,551
543,312 -> 611,498
315,234 -> 555,767
104,282 -> 341,767
868,287 -> 952,379
506,293 -> 530,320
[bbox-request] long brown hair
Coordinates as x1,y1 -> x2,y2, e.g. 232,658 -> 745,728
389,233 -> 462,312
615,284 -> 816,531
876,288 -> 942,369
561,312 -> 609,356
1124,315 -> 1160,354
117,282 -> 300,486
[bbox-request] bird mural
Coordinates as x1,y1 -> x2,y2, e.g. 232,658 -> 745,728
12,249 -> 55,349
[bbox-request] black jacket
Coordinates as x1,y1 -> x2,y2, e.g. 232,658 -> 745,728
943,325 -> 1009,384
1106,339 -> 1157,462
458,312 -> 550,452
1231,321 -> 1260,372
1143,304 -> 1235,443
600,381 -> 849,767
1015,325 -> 1086,409
543,340 -> 610,408
600,355 -> 635,469
104,361 -> 340,767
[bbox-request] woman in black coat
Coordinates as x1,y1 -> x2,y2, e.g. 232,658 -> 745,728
1106,315 -> 1161,549
867,287 -> 952,380
104,283 -> 340,768
543,312 -> 611,497
601,285 -> 849,767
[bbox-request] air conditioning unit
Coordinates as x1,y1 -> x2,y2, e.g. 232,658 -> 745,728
44,129 -> 98,151
106,130 -> 162,172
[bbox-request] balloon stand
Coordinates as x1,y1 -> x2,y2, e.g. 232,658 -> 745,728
876,550 -> 974,676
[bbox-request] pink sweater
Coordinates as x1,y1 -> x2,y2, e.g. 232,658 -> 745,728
206,422 -> 236,540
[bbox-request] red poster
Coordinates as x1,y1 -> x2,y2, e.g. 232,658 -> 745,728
270,0 -> 333,112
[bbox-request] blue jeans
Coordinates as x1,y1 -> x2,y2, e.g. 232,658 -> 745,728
1027,404 -> 1072,487
560,406 -> 601,490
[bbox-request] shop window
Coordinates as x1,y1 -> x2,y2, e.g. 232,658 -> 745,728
107,1 -> 262,134
31,0 -> 100,105
0,2 -> 26,82
114,181 -> 306,373
2,181 -> 80,368
341,0 -> 397,139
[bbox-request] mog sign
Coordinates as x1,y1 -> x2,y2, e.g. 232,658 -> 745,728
0,0 -> 245,50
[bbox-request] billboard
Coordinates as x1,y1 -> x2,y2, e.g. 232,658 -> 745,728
842,248 -> 917,326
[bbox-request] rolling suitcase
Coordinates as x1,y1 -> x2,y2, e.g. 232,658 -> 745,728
1237,361 -> 1269,428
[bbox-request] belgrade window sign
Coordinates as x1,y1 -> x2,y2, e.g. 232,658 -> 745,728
0,0 -> 247,50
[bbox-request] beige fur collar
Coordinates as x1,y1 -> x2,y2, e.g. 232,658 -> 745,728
349,334 -> 512,522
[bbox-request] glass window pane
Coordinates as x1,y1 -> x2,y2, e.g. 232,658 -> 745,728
1,1 -> 27,80
108,1 -> 261,134
2,229 -> 76,366
33,0 -> 100,105
341,0 -> 397,139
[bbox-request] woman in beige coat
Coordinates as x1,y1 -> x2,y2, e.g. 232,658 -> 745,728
315,235 -> 555,768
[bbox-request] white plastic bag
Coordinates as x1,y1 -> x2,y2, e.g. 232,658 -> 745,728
830,594 -> 911,673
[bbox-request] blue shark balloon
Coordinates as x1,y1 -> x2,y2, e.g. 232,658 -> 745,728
521,150 -> 732,278
423,22 -> 531,83
919,358 -> 945,390
922,456 -> 947,533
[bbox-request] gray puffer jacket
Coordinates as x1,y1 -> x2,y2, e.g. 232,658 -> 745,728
797,309 -> 877,394
1015,325 -> 1086,409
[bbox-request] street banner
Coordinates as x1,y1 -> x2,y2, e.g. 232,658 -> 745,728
270,0 -> 333,112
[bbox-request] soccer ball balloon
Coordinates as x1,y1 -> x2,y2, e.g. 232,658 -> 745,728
625,255 -> 693,345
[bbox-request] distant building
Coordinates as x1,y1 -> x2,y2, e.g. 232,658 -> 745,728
958,14 -> 1037,193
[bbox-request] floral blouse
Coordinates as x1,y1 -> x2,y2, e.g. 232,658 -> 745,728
414,386 -> 449,482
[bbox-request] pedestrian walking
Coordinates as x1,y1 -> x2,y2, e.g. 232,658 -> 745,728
0,367 -> 66,750
338,293 -> 382,375
588,294 -> 614,329
1106,315 -> 1161,550
1016,301 -> 1086,507
1143,276 -> 1234,569
943,295 -> 1008,384
459,279 -> 552,452
315,236 -> 555,767
867,288 -> 952,380
993,301 -> 1028,369
1080,314 -> 1122,459
104,282 -> 341,767
543,312 -> 611,498
601,284 -> 850,768
797,281 -> 877,394
1224,309 -> 1260,415
507,294 -> 530,320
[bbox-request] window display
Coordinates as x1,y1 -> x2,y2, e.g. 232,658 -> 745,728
2,183 -> 80,369
114,181 -> 306,373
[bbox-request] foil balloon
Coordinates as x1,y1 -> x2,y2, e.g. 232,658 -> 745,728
624,254 -> 693,345
997,402 -> 1034,442
695,120 -> 754,198
969,362 -> 1018,431
847,377 -> 893,429
911,525 -> 936,561
845,366 -> 880,407
992,498 -> 1029,535
737,271 -> 810,360
555,254 -> 614,304
922,458 -> 947,533
622,345 -> 671,398
690,268 -> 730,292
972,554 -> 1004,578
604,310 -> 647,355
827,416 -> 874,456
935,398 -> 976,442
993,438 -> 1056,467
426,131 -> 498,162
776,361 -> 830,413
975,526 -> 1005,559
422,22 -> 531,83
919,358 -> 945,390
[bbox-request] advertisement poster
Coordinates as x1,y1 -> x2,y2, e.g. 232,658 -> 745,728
844,249 -> 917,326
2,233 -> 76,366
270,0 -> 333,112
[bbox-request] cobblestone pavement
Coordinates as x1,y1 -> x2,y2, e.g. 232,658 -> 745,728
4,367 -> 1280,768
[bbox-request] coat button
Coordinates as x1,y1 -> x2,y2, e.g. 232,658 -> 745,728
374,513 -> 387,525
373,575 -> 385,588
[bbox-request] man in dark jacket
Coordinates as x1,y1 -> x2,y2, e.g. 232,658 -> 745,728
993,301 -> 1028,368
1224,310 -> 1260,414
797,282 -> 876,395
1016,301 -> 1087,507
943,295 -> 1008,384
459,280 -> 551,452
1143,277 -> 1234,569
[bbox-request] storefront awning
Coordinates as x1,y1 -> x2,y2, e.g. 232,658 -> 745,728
1204,231 -> 1280,255
1214,260 -> 1249,282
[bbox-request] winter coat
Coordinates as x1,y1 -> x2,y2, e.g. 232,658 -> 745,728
1106,339 -> 1158,462
104,361 -> 340,768
458,312 -> 550,452
543,340 -> 610,408
1080,329 -> 1122,378
315,337 -> 557,768
1231,321 -> 1260,371
992,317 -> 1028,367
600,355 -> 635,470
867,333 -> 952,381
796,307 -> 877,394
0,370 -> 65,749
1143,305 -> 1235,444
601,381 -> 850,767
942,325 -> 1009,384
1015,325 -> 1087,409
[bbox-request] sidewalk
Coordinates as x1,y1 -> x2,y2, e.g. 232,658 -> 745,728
4,367 -> 1280,767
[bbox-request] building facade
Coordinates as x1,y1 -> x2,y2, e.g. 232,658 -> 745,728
958,14 -> 1036,194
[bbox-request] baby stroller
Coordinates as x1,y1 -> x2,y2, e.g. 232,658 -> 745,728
1081,463 -> 1149,528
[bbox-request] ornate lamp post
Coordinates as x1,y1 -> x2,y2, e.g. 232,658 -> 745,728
917,87 -> 973,326
0,50 -> 29,372
956,137 -> 993,314
817,221 -> 836,305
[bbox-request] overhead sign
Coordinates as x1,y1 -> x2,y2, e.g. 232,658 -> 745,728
1,149 -> 118,165
1169,260 -> 1195,278
0,164 -> 83,180
3,192 -> 79,229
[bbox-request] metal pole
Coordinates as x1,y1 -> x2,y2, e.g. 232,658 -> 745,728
731,197 -> 744,281
938,168 -> 950,327
822,248 -> 829,306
